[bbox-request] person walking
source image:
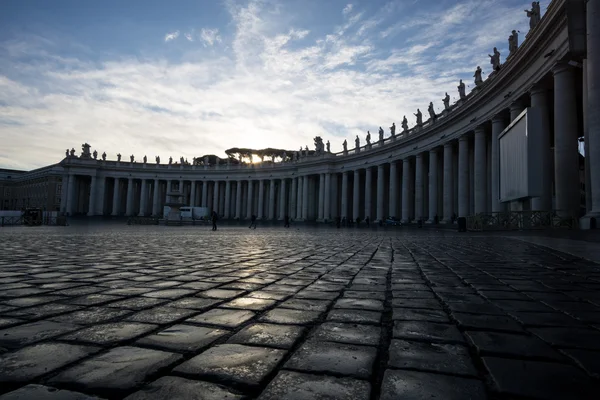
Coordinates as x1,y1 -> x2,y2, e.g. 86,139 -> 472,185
284,215 -> 290,228
249,214 -> 257,229
211,211 -> 218,231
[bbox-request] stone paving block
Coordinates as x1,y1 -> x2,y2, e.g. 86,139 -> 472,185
344,290 -> 386,300
60,322 -> 158,345
392,290 -> 436,299
260,308 -> 322,325
49,346 -> 182,394
451,312 -> 524,332
509,311 -> 586,327
482,357 -> 595,400
5,303 -> 82,320
465,331 -> 564,360
102,287 -> 155,296
123,376 -> 243,400
257,370 -> 371,400
388,339 -> 477,376
379,368 -> 486,400
221,297 -> 277,311
186,308 -> 255,328
3,296 -> 65,307
393,321 -> 465,344
66,294 -> 122,306
293,290 -> 339,300
179,281 -> 219,290
136,324 -> 226,353
392,307 -> 450,323
492,299 -> 554,312
198,289 -> 246,299
445,302 -> 506,315
173,344 -> 286,387
0,318 -> 23,329
333,298 -> 384,311
327,309 -> 381,324
279,298 -> 331,312
228,323 -> 305,349
285,340 -> 377,379
529,327 -> 600,350
105,297 -> 167,310
51,307 -> 133,325
141,289 -> 197,299
0,320 -> 80,349
347,284 -> 386,292
0,384 -> 104,400
124,306 -> 197,324
560,348 -> 600,377
311,322 -> 381,346
247,291 -> 291,300
0,342 -> 100,382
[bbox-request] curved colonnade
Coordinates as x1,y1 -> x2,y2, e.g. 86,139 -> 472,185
60,0 -> 600,226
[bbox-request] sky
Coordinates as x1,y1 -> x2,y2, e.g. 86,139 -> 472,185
0,0 -> 549,170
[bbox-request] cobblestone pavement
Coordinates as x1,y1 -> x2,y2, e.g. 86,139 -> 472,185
1,225 -> 600,399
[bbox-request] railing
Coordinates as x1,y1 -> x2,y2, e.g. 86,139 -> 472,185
0,215 -> 67,227
127,216 -> 160,225
466,211 -> 577,231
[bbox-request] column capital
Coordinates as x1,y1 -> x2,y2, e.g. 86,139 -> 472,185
492,114 -> 505,124
528,83 -> 547,97
415,152 -> 423,159
474,125 -> 486,136
458,134 -> 469,142
429,147 -> 438,155
443,141 -> 453,149
552,61 -> 573,76
509,100 -> 523,112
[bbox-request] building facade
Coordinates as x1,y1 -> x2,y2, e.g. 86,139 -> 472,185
4,0 -> 600,228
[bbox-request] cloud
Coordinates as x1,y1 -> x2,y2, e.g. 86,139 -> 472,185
342,4 -> 353,16
200,28 -> 222,47
164,31 -> 180,42
0,0 -> 552,170
184,32 -> 194,42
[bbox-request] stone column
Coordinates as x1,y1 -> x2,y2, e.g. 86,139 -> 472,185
552,63 -> 580,218
268,179 -> 276,220
66,174 -> 76,215
302,175 -> 309,220
583,60 -> 592,215
318,174 -> 325,220
111,178 -> 120,216
279,179 -> 287,220
442,143 -> 454,222
165,180 -> 171,205
235,180 -> 242,219
87,175 -> 97,216
201,181 -> 208,207
224,180 -> 232,219
246,180 -> 254,218
458,135 -> 470,218
152,179 -> 160,216
428,148 -> 438,222
401,159 -> 411,223
97,177 -> 106,216
324,173 -> 331,221
353,170 -> 360,220
60,174 -> 68,214
584,0 -> 600,223
365,167 -> 372,220
529,85 -> 553,211
376,164 -> 385,222
474,126 -> 487,214
415,154 -> 424,221
213,181 -> 220,215
296,177 -> 302,220
125,178 -> 134,216
190,181 -> 197,207
491,116 -> 506,212
341,172 -> 349,219
510,100 -> 524,121
138,179 -> 148,216
256,179 -> 264,219
290,178 -> 297,219
389,162 -> 398,218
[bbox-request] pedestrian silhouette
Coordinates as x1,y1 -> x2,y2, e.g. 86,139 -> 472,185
284,215 -> 290,228
249,214 -> 257,229
211,211 -> 218,231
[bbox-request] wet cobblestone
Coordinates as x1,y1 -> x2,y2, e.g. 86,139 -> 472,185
1,225 -> 600,399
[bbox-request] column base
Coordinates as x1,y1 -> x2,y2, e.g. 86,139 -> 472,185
87,212 -> 96,217
400,219 -> 410,224
580,212 -> 600,230
440,219 -> 454,224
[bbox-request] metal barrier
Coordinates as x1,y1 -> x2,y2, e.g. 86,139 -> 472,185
466,211 -> 577,231
127,217 -> 160,225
